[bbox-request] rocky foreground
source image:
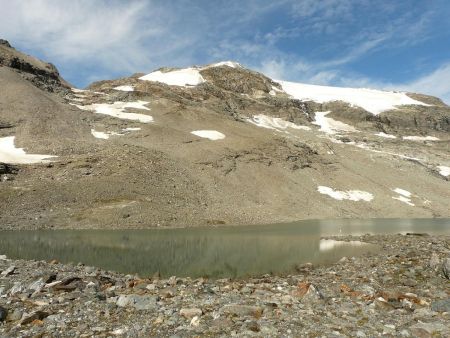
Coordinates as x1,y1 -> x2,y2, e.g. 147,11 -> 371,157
0,234 -> 449,337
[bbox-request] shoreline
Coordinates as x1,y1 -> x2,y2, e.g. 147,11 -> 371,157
1,233 -> 449,337
0,216 -> 449,231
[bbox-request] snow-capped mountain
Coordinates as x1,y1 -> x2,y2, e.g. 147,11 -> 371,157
1,40 -> 449,229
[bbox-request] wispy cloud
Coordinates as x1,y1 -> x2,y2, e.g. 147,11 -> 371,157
0,0 -> 448,103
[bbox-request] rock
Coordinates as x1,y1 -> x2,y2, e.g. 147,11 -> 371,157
0,306 -> 7,322
428,253 -> 440,269
442,258 -> 450,279
220,304 -> 263,318
293,282 -> 324,302
28,278 -> 46,293
1,265 -> 16,277
116,294 -> 157,310
180,308 -> 202,319
20,311 -> 50,325
410,322 -> 448,337
431,298 -> 450,312
190,316 -> 200,327
7,309 -> 23,322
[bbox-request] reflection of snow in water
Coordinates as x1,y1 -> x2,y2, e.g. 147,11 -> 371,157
319,239 -> 366,252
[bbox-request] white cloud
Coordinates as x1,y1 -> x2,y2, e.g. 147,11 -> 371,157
399,63 -> 450,104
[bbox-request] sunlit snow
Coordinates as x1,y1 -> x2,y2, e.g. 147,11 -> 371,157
276,81 -> 429,115
91,129 -> 121,139
317,186 -> 374,202
247,114 -> 311,131
312,111 -> 358,134
191,130 -> 225,140
204,61 -> 241,69
113,85 -> 134,92
0,136 -> 56,164
77,101 -> 153,123
402,135 -> 439,141
139,68 -> 205,87
375,132 -> 397,139
391,188 -> 414,206
392,195 -> 415,206
437,166 -> 450,177
392,188 -> 412,197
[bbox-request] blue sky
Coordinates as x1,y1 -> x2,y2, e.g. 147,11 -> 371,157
1,0 -> 450,102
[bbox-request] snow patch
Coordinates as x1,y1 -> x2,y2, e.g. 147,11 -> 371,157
205,61 -> 241,69
317,186 -> 374,202
437,166 -> 450,177
375,132 -> 396,139
392,195 -> 415,206
191,130 -> 225,140
90,129 -> 121,139
403,135 -> 439,141
113,85 -> 134,92
123,127 -> 141,132
391,188 -> 414,206
312,111 -> 358,134
247,114 -> 311,131
0,136 -> 56,164
77,101 -> 153,123
139,68 -> 205,87
392,188 -> 412,197
71,88 -> 87,93
276,81 -> 429,115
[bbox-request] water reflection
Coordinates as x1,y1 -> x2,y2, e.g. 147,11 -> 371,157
0,218 -> 447,278
0,227 -> 376,278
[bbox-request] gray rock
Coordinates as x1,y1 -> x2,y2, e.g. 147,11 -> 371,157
7,309 -> 23,322
220,304 -> 263,318
0,306 -> 7,322
442,258 -> 450,279
1,265 -> 15,277
428,252 -> 440,269
180,308 -> 202,319
431,298 -> 450,312
116,294 -> 157,310
410,321 -> 448,336
28,278 -> 45,292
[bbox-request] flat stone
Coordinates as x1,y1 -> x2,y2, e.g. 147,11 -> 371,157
7,309 -> 23,322
220,304 -> 263,318
410,322 -> 448,337
431,298 -> 450,313
1,265 -> 15,277
116,294 -> 157,310
180,308 -> 202,319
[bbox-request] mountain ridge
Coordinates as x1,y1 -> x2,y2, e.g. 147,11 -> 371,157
0,40 -> 449,229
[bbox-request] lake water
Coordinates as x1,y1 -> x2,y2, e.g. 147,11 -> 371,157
0,218 -> 448,278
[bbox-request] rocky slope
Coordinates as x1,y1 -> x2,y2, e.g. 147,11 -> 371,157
0,41 -> 449,229
1,234 -> 449,337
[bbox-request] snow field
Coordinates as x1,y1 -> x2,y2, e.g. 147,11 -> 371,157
0,136 -> 56,164
190,130 -> 226,140
317,186 -> 374,202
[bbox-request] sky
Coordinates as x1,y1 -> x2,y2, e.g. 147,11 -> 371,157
1,0 -> 450,103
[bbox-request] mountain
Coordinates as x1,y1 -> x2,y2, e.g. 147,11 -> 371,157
0,40 -> 449,229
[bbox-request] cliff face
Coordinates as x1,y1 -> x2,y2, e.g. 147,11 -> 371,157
0,39 -> 70,93
0,42 -> 449,229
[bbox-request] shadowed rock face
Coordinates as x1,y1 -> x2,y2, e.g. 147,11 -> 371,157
0,41 -> 449,230
0,40 -> 70,94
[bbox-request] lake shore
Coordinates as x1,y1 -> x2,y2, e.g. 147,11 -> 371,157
1,233 -> 450,337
